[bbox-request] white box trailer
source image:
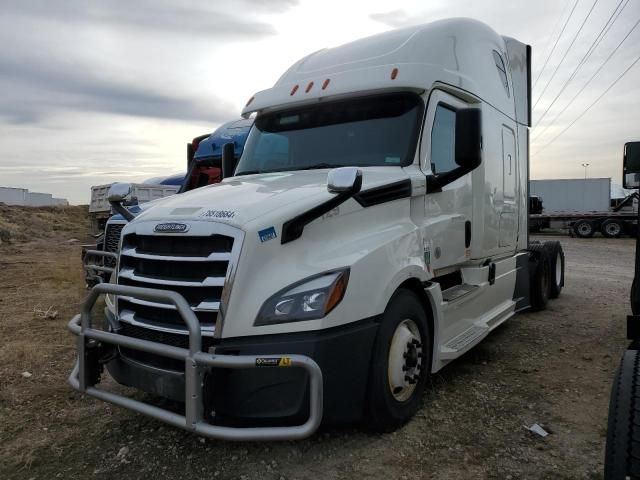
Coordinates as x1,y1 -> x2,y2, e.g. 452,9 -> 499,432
529,178 -> 637,237
0,187 -> 28,205
26,192 -> 54,207
88,183 -> 179,233
530,178 -> 611,213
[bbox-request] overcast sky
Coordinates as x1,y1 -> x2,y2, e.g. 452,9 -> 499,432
1,0 -> 639,204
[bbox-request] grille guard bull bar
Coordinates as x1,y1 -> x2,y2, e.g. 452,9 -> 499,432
68,283 -> 323,441
82,249 -> 117,284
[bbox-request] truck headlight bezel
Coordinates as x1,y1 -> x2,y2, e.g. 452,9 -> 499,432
254,268 -> 350,326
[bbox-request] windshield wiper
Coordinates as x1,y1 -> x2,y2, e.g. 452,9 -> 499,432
298,163 -> 346,171
237,164 -> 346,176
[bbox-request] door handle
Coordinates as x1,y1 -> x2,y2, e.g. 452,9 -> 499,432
465,220 -> 471,248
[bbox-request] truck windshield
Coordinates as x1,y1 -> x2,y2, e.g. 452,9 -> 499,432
235,92 -> 424,175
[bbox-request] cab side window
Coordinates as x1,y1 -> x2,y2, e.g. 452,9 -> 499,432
430,105 -> 457,175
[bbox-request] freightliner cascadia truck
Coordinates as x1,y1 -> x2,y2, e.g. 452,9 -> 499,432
68,18 -> 564,440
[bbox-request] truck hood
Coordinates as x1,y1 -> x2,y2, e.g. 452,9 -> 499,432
133,168 -> 411,228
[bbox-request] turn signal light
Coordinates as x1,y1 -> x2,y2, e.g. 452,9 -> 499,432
325,271 -> 348,314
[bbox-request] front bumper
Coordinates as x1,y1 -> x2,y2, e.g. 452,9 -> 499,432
68,283 -> 323,441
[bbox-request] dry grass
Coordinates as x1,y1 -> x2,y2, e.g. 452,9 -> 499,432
0,206 -> 100,472
0,203 -> 90,246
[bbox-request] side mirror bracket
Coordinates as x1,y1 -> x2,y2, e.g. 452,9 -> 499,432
281,167 -> 363,244
222,143 -> 236,179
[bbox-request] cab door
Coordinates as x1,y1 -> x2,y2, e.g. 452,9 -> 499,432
420,90 -> 475,271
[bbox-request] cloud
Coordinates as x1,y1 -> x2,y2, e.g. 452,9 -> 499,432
0,59 -> 235,125
0,0 -> 279,125
1,0 -> 297,39
240,0 -> 300,13
369,9 -> 413,28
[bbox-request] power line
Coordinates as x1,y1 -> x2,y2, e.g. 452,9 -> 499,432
532,0 -> 580,91
533,52 -> 640,156
533,0 -> 627,133
537,0 -> 571,61
533,17 -> 640,143
532,0 -> 600,110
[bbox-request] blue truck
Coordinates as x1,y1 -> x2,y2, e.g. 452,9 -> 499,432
84,119 -> 252,285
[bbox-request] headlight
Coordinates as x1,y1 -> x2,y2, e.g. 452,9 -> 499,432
255,269 -> 350,326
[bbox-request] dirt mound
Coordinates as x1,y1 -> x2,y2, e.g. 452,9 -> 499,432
0,204 -> 91,246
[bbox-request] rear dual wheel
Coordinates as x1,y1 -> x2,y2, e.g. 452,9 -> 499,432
528,243 -> 550,310
543,241 -> 564,299
602,219 -> 624,238
529,241 -> 565,309
365,289 -> 431,432
573,219 -> 595,238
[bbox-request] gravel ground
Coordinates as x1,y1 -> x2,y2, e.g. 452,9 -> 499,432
0,230 -> 632,479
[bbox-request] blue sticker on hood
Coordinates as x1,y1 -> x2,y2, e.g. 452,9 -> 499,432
258,227 -> 277,243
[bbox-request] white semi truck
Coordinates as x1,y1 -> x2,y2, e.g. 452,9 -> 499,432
68,18 -> 564,440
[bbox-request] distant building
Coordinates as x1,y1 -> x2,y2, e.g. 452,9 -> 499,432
0,187 -> 68,206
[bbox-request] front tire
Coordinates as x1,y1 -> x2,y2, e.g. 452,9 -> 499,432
365,289 -> 431,432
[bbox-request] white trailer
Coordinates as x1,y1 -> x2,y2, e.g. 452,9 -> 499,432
0,187 -> 69,207
529,177 -> 637,238
530,178 -> 611,212
26,192 -> 53,207
0,187 -> 28,205
88,183 -> 179,234
68,19 -> 564,439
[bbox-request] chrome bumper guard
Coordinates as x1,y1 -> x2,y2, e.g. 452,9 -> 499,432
68,283 -> 323,441
82,250 -> 117,284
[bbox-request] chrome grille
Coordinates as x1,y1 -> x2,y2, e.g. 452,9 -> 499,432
118,322 -> 215,371
115,221 -> 243,368
104,222 -> 125,267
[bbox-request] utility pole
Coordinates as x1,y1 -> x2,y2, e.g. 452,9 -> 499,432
581,163 -> 590,179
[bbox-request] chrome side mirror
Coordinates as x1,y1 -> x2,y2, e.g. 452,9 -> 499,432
107,183 -> 135,221
327,167 -> 363,194
107,183 -> 132,203
625,173 -> 640,189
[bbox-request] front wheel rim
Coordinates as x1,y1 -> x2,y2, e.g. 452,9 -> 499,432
388,319 -> 423,402
555,252 -> 562,285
